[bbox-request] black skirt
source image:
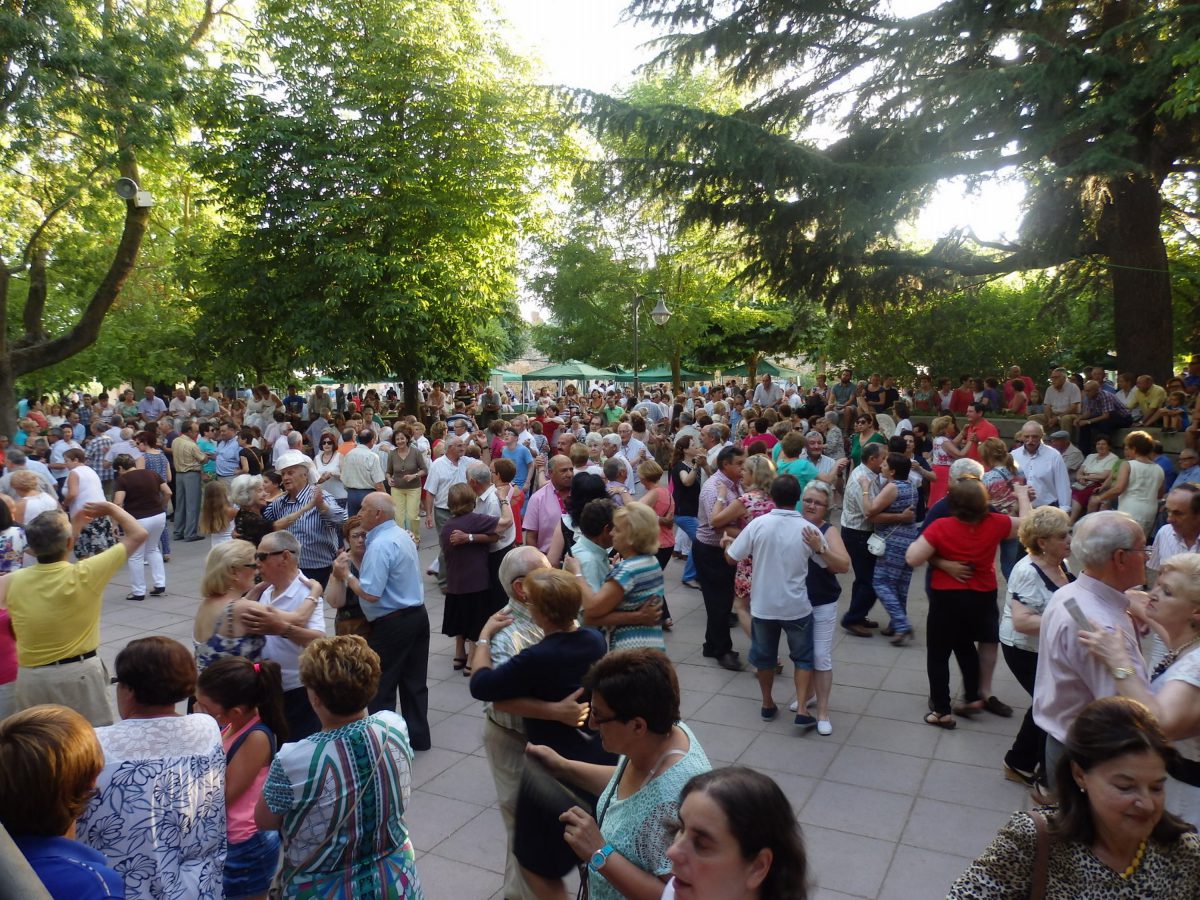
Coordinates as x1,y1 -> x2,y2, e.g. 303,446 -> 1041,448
440,588 -> 502,640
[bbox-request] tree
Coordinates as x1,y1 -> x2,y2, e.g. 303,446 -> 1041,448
0,0 -> 231,434
578,0 -> 1200,381
195,0 -> 563,410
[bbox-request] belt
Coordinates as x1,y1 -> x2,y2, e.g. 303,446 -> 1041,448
33,649 -> 97,668
379,605 -> 425,621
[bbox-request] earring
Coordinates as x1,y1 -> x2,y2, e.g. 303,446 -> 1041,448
1079,786 -> 1086,794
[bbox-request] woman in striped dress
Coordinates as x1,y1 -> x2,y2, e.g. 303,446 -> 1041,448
257,635 -> 422,899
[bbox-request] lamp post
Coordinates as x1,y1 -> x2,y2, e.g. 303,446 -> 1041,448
632,289 -> 671,399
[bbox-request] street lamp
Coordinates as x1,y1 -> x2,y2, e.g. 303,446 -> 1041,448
633,289 -> 671,398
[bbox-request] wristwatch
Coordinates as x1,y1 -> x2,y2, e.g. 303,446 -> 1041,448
1112,666 -> 1135,681
590,843 -> 615,871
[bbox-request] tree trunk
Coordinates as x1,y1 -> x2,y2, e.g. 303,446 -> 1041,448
1097,174 -> 1173,382
0,363 -> 15,439
400,365 -> 420,417
671,353 -> 681,397
746,353 -> 760,386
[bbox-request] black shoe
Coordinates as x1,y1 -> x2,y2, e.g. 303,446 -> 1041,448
125,593 -> 145,602
184,536 -> 205,542
149,586 -> 166,596
716,652 -> 742,672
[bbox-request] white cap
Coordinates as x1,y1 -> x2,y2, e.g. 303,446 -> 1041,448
272,450 -> 316,483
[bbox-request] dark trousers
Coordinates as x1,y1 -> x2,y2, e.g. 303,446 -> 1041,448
283,686 -> 320,742
654,547 -> 674,622
346,488 -> 372,519
367,605 -> 432,751
840,527 -> 878,626
693,541 -> 735,658
301,565 -> 332,589
1002,643 -> 1046,775
926,588 -> 989,715
1078,415 -> 1130,455
173,470 -> 202,540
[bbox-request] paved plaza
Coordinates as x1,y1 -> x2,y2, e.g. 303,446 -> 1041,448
97,532 -> 1034,899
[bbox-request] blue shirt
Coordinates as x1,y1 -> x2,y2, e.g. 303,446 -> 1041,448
359,519 -> 424,619
263,484 -> 346,569
502,445 -> 534,489
137,396 -> 166,421
1156,454 -> 1177,488
197,437 -> 217,475
215,438 -> 241,476
1174,465 -> 1200,490
13,835 -> 124,899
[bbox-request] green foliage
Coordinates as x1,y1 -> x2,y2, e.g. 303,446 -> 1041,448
194,0 -> 563,396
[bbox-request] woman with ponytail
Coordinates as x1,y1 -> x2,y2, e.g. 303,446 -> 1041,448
196,656 -> 289,900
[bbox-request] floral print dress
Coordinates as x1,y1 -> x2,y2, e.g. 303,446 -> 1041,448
733,490 -> 775,601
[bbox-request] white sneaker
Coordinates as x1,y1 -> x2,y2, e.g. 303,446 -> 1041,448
817,720 -> 833,736
788,699 -> 799,712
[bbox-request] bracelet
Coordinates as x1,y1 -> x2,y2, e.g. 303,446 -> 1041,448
469,533 -> 474,543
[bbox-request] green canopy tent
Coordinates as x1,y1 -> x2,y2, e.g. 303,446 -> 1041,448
722,359 -> 801,380
614,364 -> 713,382
490,367 -> 524,382
521,360 -> 618,381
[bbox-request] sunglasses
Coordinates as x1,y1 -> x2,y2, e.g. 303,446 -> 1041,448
255,549 -> 288,562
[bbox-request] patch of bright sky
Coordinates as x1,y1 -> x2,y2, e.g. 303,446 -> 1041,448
495,0 -> 1026,249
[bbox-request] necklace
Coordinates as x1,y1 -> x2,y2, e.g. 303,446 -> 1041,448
1119,839 -> 1147,880
1152,633 -> 1200,681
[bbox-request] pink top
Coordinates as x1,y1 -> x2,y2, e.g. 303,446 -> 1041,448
647,487 -> 675,549
1032,573 -> 1147,744
222,715 -> 272,843
523,483 -> 566,553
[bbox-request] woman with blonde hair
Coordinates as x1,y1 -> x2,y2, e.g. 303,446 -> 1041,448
998,505 -> 1073,788
710,454 -> 776,637
200,478 -> 237,545
927,415 -> 963,507
255,636 -> 421,898
1081,552 -> 1200,823
567,502 -> 666,650
979,436 -> 1023,579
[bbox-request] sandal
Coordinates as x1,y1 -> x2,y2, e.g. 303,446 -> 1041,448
924,711 -> 956,730
662,618 -> 673,631
452,656 -> 468,671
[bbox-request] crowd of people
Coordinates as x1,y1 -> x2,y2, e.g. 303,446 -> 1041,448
0,360 -> 1199,898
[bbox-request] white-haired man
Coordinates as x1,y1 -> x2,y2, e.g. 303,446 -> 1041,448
1012,421 -> 1071,510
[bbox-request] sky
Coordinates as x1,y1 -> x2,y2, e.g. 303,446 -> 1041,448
494,0 -> 1026,245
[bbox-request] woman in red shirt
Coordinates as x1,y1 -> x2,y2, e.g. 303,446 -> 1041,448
906,477 -> 1031,729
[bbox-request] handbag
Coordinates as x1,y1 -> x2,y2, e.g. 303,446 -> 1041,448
267,733 -> 392,899
867,531 -> 888,556
1028,810 -> 1050,900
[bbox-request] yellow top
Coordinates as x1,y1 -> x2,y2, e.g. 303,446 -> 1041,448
7,544 -> 127,667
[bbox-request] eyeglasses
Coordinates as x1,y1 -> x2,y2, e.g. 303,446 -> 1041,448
588,706 -> 627,726
802,497 -> 829,507
255,549 -> 288,562
348,532 -> 367,541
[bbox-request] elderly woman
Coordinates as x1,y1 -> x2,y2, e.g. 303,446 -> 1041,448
1080,553 -> 1200,825
78,637 -> 227,899
312,431 -> 347,508
907,477 -> 1032,728
978,436 -> 1022,579
998,506 -> 1073,788
664,767 -> 810,900
469,569 -> 613,898
387,425 -> 427,538
1095,431 -> 1164,538
710,454 -> 776,637
1070,435 -> 1120,523
113,452 -> 171,601
948,697 -> 1200,897
0,705 -> 125,898
256,635 -> 421,898
927,415 -> 963,507
863,452 -> 919,646
527,648 -> 713,900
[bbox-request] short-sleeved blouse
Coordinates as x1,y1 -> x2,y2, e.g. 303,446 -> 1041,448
1000,556 -> 1073,653
79,715 -> 227,900
263,711 -> 421,899
606,553 -> 666,651
589,723 -> 712,900
1155,651 -> 1200,825
733,490 -> 776,599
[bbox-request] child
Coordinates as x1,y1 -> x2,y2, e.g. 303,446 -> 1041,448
440,482 -> 513,674
195,657 -> 288,900
1161,390 -> 1190,432
200,479 -> 237,545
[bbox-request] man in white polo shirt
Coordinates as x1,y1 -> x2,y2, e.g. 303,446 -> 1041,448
726,473 -> 826,732
423,436 -> 471,588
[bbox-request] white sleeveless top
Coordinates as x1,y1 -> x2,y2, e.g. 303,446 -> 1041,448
68,465 -> 105,516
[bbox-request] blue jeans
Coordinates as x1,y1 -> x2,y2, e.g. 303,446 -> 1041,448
749,614 -> 815,672
676,515 -> 698,582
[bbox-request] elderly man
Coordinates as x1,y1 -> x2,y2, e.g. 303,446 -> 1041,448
336,492 -> 431,750
193,385 -> 222,419
695,445 -> 746,670
752,373 -> 784,408
137,386 -> 167,424
242,530 -> 327,740
1173,449 -> 1200,489
214,420 -> 242,484
306,406 -> 333,450
1047,431 -> 1085,480
1130,373 -> 1168,425
262,449 -> 347,586
342,429 -> 387,517
522,453 -> 573,553
424,435 -> 471,588
1012,422 -> 1072,509
170,420 -> 207,542
1036,367 -> 1081,433
613,421 -> 648,495
1033,511 -> 1149,790
168,387 -> 195,429
308,384 -> 332,419
840,443 -> 915,637
1077,380 -> 1132,454
47,424 -> 82,492
0,448 -> 56,500
1003,366 -> 1035,407
452,463 -> 517,603
1149,484 -> 1200,577
804,431 -> 845,485
0,504 -> 145,725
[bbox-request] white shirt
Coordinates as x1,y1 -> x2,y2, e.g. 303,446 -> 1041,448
262,574 -> 326,691
49,439 -> 81,478
341,444 -> 385,490
726,509 -> 820,620
425,454 -> 469,509
169,396 -> 195,420
104,439 -> 142,464
475,484 -> 515,551
1149,524 -> 1200,573
1012,443 -> 1071,509
516,428 -> 538,455
1043,381 -> 1082,415
752,382 -> 784,407
272,433 -> 292,461
616,437 -> 648,490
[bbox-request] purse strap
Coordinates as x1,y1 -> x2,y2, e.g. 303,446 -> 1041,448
1028,810 -> 1050,900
